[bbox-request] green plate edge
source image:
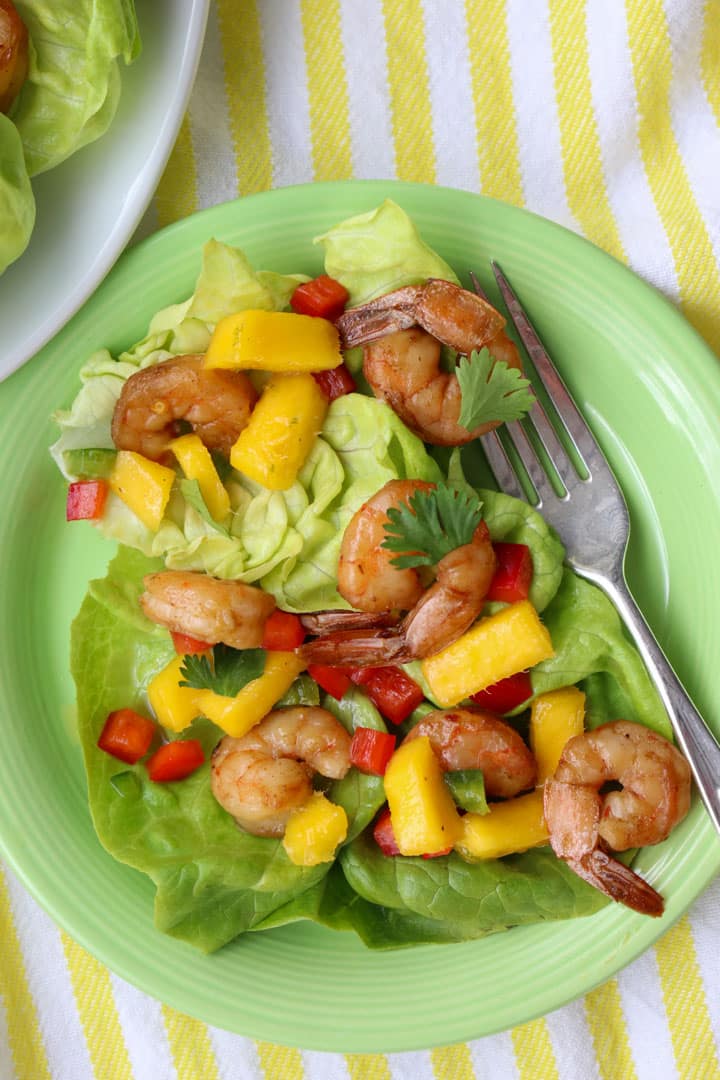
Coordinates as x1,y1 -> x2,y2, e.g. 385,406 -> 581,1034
1,180 -> 719,1052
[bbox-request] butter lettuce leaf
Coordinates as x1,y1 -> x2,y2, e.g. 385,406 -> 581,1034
12,0 -> 140,176
0,114 -> 35,274
316,198 -> 459,305
71,547 -> 388,952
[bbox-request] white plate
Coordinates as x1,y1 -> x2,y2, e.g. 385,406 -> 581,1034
0,0 -> 210,382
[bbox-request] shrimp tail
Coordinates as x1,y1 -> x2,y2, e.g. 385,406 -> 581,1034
570,848 -> 664,918
299,610 -> 400,634
300,628 -> 412,667
336,287 -> 420,347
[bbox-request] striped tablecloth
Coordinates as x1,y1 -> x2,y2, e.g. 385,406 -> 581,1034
2,1 -> 720,1077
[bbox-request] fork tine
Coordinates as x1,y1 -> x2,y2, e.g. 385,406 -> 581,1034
491,262 -> 600,474
480,430 -> 527,501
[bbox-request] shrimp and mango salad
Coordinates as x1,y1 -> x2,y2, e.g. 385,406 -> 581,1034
52,201 -> 691,953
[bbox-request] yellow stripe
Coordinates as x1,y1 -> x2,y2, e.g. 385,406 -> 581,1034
655,917 -> 720,1079
584,979 -> 638,1080
701,0 -> 720,128
627,0 -> 720,354
464,0 -> 524,204
154,113 -> 199,229
512,1017 -> 559,1080
61,931 -> 133,1080
381,0 -> 436,182
162,1005 -> 221,1080
548,0 -> 625,261
345,1053 -> 393,1080
0,867 -> 51,1080
431,1042 -> 477,1079
256,1041 -> 305,1079
301,0 -> 354,181
217,0 -> 273,195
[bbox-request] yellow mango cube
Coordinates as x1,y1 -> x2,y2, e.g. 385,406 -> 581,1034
230,373 -> 328,491
170,433 -> 230,523
455,790 -> 549,860
422,600 -> 555,708
109,450 -> 175,532
282,792 -> 348,866
147,655 -> 203,733
204,309 -> 342,372
196,652 -> 306,737
383,736 -> 461,855
530,687 -> 586,784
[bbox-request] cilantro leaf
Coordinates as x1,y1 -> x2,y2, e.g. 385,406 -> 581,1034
179,644 -> 266,698
381,481 -> 484,568
457,347 -> 534,430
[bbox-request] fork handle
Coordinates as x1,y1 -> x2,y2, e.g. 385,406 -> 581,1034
597,574 -> 720,836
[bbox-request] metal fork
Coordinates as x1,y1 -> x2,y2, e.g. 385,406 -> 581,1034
472,264 -> 720,836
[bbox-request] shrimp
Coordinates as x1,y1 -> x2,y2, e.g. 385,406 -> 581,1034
301,478 -> 497,666
543,720 -> 692,916
111,354 -> 257,461
140,570 -> 276,649
0,1 -> 28,114
404,709 -> 536,798
336,279 -> 523,446
210,707 -> 352,837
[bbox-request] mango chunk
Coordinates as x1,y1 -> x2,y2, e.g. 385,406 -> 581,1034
170,433 -> 231,523
230,373 -> 328,491
196,652 -> 306,737
282,791 -> 348,866
147,655 -> 203,733
109,450 -> 175,532
204,309 -> 343,372
530,687 -> 586,784
421,600 -> 555,708
383,736 -> 461,855
455,790 -> 549,860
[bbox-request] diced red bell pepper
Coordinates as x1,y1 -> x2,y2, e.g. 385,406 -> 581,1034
66,479 -> 108,521
349,666 -> 425,725
98,708 -> 156,765
261,610 -> 306,651
470,670 -> 533,714
486,542 -> 533,603
349,727 -> 397,775
290,274 -> 350,322
171,631 -> 213,655
373,807 -> 401,856
146,739 -> 205,782
307,663 -> 352,700
312,363 -> 356,402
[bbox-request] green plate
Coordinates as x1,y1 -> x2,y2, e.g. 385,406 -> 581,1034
1,181 -> 719,1052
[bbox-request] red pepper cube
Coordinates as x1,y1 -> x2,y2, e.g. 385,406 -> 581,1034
312,363 -> 356,402
146,739 -> 205,783
66,479 -> 109,521
349,727 -> 397,775
290,275 -> 350,322
98,708 -> 156,764
349,666 -> 424,725
373,807 -> 401,856
422,847 -> 453,859
307,663 -> 352,701
261,610 -> 306,651
486,543 -> 533,603
171,631 -> 213,655
470,670 -> 533,714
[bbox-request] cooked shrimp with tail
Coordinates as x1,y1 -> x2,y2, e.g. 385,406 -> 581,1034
211,707 -> 352,837
112,354 -> 257,461
140,570 -> 276,649
544,720 -> 692,916
404,708 -> 536,799
301,479 -> 497,666
336,278 -> 523,446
